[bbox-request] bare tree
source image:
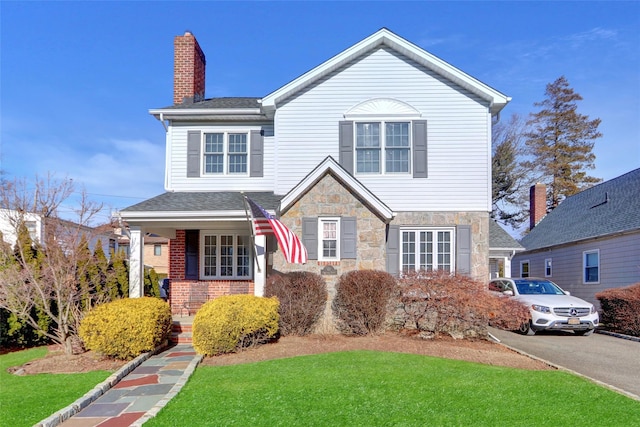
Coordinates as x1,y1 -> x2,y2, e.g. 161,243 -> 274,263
491,114 -> 533,227
0,175 -> 113,355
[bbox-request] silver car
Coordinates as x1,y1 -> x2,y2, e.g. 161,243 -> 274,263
489,278 -> 599,336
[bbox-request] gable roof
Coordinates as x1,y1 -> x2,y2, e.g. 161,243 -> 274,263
489,220 -> 524,251
279,156 -> 394,222
520,168 -> 640,251
261,28 -> 510,115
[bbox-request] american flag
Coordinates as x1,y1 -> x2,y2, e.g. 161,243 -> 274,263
245,197 -> 308,264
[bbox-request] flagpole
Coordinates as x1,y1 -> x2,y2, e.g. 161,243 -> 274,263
241,192 -> 261,273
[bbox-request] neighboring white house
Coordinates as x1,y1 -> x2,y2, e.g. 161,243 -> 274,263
489,220 -> 524,279
0,208 -> 117,257
119,28 -> 511,312
512,168 -> 640,306
0,209 -> 43,247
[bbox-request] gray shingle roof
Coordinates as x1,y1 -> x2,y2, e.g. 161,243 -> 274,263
121,191 -> 281,212
489,220 -> 523,249
160,97 -> 261,110
521,168 -> 640,251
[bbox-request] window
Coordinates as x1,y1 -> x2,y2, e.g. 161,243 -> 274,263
583,250 -> 599,284
401,229 -> 453,273
318,218 -> 340,260
201,233 -> 251,279
520,261 -> 530,278
203,132 -> 248,174
154,244 -> 162,256
25,221 -> 38,242
544,258 -> 552,277
356,122 -> 410,174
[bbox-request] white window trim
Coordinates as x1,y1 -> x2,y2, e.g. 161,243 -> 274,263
202,131 -> 250,176
318,217 -> 341,261
200,232 -> 252,280
354,120 -> 412,175
154,244 -> 162,256
520,260 -> 530,278
583,249 -> 600,284
544,258 -> 552,277
400,227 -> 455,273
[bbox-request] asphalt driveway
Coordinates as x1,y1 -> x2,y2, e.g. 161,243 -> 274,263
489,327 -> 640,400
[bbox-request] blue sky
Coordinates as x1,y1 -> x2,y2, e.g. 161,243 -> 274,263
2,1 -> 639,224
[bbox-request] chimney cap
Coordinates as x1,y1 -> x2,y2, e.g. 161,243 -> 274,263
184,30 -> 193,36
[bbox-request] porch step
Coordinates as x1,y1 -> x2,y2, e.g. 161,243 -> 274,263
171,320 -> 194,344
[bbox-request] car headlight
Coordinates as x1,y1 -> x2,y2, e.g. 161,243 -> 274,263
590,305 -> 597,314
531,304 -> 551,313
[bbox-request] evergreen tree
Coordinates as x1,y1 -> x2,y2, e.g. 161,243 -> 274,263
107,248 -> 129,298
91,239 -> 109,298
524,76 -> 602,210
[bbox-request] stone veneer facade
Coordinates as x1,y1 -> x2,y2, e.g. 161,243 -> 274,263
391,211 -> 490,282
272,173 -> 489,331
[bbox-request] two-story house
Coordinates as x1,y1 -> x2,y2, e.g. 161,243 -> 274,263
120,29 -> 510,314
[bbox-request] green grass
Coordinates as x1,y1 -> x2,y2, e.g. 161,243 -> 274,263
0,347 -> 114,427
148,351 -> 640,427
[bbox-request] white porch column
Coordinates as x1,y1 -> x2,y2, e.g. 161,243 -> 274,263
129,226 -> 145,298
253,234 -> 266,296
504,257 -> 512,278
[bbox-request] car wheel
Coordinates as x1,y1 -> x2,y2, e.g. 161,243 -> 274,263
575,329 -> 594,336
518,321 -> 536,336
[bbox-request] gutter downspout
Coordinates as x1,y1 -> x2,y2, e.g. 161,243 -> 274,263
158,113 -> 168,132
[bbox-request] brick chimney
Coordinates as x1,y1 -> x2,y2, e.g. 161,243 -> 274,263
529,183 -> 547,230
173,31 -> 206,105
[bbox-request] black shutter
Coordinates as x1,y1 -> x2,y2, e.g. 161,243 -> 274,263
250,130 -> 264,177
341,217 -> 357,259
339,121 -> 354,174
456,225 -> 471,276
302,217 -> 318,260
187,131 -> 201,177
386,225 -> 400,276
412,120 -> 428,178
185,230 -> 199,279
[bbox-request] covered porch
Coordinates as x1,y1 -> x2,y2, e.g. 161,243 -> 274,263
118,191 -> 282,313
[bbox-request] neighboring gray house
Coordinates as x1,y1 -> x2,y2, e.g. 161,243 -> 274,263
489,220 -> 524,279
119,29 -> 511,313
512,168 -> 640,305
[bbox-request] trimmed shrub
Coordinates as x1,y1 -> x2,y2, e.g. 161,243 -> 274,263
487,296 -> 531,332
596,283 -> 640,337
394,271 -> 529,338
332,270 -> 397,335
265,271 -> 327,336
192,295 -> 279,356
79,297 -> 172,360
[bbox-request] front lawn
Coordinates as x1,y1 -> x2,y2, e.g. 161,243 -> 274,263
0,348 -> 114,427
148,350 -> 640,426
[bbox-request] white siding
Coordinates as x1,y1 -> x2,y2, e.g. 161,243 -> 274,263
164,47 -> 493,212
167,123 -> 275,192
512,232 -> 640,306
273,47 -> 492,211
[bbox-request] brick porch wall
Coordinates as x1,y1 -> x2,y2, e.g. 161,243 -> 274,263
168,280 -> 255,315
168,230 -> 255,315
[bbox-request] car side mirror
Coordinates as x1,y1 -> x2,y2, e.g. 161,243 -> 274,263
564,290 -> 570,295
503,290 -> 514,296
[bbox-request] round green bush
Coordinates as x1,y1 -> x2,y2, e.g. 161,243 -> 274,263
79,297 -> 172,360
192,294 -> 279,356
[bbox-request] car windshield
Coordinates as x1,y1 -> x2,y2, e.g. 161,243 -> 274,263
514,280 -> 565,295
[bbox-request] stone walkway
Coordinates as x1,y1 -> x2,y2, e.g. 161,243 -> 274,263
42,344 -> 202,427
